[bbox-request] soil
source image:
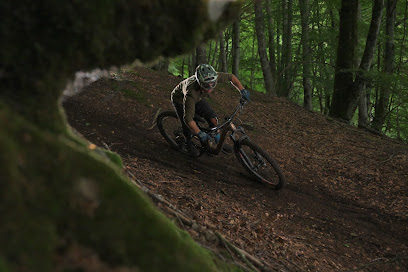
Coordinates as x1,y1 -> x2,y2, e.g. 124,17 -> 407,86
62,66 -> 408,271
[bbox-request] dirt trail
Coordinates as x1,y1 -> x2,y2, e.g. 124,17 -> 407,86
63,66 -> 408,271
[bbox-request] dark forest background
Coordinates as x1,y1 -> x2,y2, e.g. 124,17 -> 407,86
158,0 -> 408,142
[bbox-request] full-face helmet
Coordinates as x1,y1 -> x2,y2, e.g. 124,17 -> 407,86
195,64 -> 218,90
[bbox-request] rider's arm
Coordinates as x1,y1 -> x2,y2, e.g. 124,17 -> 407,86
217,72 -> 245,92
187,120 -> 201,135
183,94 -> 202,135
231,74 -> 245,91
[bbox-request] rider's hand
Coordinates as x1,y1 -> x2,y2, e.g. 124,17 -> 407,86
241,89 -> 250,101
197,131 -> 210,143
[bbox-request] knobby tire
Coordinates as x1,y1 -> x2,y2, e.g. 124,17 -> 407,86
235,138 -> 285,190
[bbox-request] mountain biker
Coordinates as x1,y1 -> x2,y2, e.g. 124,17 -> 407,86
171,63 -> 250,156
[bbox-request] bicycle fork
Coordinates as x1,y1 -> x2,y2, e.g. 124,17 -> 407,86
231,127 -> 266,172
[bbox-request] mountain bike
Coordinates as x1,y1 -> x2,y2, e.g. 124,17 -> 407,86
156,90 -> 285,190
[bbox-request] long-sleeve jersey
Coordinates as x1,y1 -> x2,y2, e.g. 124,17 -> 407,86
170,72 -> 232,123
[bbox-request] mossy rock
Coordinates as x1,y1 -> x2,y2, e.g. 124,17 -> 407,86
1,0 -> 242,132
0,0 -> 244,270
0,102 -> 241,271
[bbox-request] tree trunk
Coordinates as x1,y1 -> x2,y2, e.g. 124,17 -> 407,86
152,59 -> 169,72
329,0 -> 359,121
195,43 -> 207,67
356,0 -> 384,127
276,2 -> 282,83
358,90 -> 369,126
316,4 -> 332,115
190,50 -> 196,76
211,38 -> 219,67
372,0 -> 397,131
218,31 -> 228,72
299,0 -> 312,110
265,0 -> 277,79
232,20 -> 241,76
207,41 -> 213,64
397,0 -> 407,70
253,0 -> 276,95
250,28 -> 256,90
331,0 -> 384,123
279,0 -> 293,97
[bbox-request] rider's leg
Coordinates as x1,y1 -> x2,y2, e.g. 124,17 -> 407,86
172,102 -> 193,140
195,100 -> 218,128
195,100 -> 232,153
172,102 -> 199,156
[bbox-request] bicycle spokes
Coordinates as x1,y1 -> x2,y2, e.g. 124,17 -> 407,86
240,150 -> 264,172
254,153 -> 267,169
237,140 -> 285,189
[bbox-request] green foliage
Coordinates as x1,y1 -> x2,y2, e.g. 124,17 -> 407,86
168,0 -> 408,141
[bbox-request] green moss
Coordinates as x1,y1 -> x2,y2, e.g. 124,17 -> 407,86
95,148 -> 123,169
0,103 -> 242,271
0,257 -> 10,272
111,81 -> 147,103
121,88 -> 146,102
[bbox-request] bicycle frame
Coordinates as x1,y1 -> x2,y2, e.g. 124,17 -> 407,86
198,98 -> 248,155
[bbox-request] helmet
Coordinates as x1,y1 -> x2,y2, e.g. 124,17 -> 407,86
195,64 -> 218,90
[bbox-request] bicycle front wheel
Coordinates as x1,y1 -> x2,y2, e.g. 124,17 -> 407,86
235,139 -> 285,189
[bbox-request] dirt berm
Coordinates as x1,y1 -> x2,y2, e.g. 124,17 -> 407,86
63,66 -> 408,271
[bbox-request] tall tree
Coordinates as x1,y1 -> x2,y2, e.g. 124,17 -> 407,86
195,43 -> 207,67
331,0 -> 384,122
250,28 -> 257,90
210,39 -> 219,67
330,0 -> 359,120
265,0 -> 277,79
232,19 -> 241,76
372,0 -> 397,131
316,2 -> 335,115
279,0 -> 294,97
299,0 -> 312,110
356,0 -> 384,127
218,31 -> 228,72
254,0 -> 277,95
190,50 -> 196,76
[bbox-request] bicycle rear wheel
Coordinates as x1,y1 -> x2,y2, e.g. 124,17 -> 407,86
156,111 -> 201,157
235,138 -> 285,189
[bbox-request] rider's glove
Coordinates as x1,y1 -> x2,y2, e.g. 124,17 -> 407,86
241,89 -> 250,101
197,131 -> 210,143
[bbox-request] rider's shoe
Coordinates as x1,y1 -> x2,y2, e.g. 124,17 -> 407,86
186,141 -> 200,157
222,144 -> 233,153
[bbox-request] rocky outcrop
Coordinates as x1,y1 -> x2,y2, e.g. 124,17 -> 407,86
0,1 -> 242,271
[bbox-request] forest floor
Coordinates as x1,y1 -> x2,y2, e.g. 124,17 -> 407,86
63,66 -> 408,271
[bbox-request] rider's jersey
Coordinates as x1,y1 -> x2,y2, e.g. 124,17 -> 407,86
171,72 -> 232,124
